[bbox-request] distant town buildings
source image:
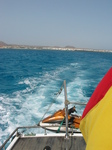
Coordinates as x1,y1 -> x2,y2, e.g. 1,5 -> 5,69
0,41 -> 112,53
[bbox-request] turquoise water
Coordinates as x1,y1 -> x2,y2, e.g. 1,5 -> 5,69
0,49 -> 112,145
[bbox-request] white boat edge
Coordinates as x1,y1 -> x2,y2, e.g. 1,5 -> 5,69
6,132 -> 83,150
39,121 -> 81,133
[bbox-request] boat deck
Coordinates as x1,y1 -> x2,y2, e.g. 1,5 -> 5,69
8,134 -> 86,150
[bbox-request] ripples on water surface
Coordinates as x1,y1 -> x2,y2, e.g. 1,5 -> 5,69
0,49 -> 112,145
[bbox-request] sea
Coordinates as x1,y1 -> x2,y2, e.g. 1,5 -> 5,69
0,49 -> 112,146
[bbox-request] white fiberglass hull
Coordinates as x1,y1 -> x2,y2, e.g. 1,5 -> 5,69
39,121 -> 80,133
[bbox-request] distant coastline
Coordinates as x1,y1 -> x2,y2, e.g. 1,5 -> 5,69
0,41 -> 112,53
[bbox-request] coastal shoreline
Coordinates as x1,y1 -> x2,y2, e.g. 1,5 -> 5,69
0,41 -> 112,53
0,46 -> 112,53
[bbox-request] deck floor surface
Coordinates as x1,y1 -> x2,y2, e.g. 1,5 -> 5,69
11,136 -> 86,150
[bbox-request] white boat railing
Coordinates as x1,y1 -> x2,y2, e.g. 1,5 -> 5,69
68,101 -> 87,105
0,125 -> 38,150
0,124 -> 81,150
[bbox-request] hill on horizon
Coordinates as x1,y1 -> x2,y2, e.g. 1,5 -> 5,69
0,41 -> 8,46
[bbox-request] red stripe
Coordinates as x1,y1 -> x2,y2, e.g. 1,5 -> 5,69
82,67 -> 112,119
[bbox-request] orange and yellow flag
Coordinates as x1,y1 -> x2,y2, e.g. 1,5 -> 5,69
80,67 -> 112,150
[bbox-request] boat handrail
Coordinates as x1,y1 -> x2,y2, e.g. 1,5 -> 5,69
0,125 -> 80,150
0,127 -> 18,150
69,101 -> 87,105
0,125 -> 49,150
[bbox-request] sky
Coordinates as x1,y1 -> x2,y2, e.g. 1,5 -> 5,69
0,0 -> 112,49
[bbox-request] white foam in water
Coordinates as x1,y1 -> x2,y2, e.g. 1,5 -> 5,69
0,63 -> 90,146
0,105 -> 4,111
70,62 -> 79,68
66,70 -> 90,115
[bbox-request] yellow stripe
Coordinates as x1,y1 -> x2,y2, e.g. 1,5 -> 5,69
80,86 -> 112,150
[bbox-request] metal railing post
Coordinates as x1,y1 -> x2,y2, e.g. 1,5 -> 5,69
64,80 -> 69,139
44,129 -> 47,135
